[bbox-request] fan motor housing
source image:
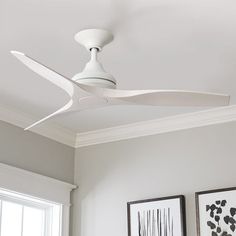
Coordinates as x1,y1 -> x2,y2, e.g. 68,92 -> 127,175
73,28 -> 116,89
72,60 -> 117,89
73,74 -> 117,89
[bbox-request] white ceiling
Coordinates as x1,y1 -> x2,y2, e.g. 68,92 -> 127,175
0,0 -> 236,133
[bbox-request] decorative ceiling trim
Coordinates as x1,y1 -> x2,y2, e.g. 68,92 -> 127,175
0,104 -> 76,147
75,105 -> 236,147
1,104 -> 236,148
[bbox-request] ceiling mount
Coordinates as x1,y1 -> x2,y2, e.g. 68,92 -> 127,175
74,29 -> 114,51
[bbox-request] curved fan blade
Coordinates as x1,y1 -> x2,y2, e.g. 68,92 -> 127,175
78,84 -> 230,106
11,50 -> 85,129
120,90 -> 230,106
24,100 -> 74,130
11,51 -> 81,97
24,96 -> 116,130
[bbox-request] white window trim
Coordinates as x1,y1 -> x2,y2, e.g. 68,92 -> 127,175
0,163 -> 77,236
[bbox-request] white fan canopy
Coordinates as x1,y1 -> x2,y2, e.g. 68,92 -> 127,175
11,29 -> 230,130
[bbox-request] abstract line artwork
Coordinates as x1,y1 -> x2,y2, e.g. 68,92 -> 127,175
196,187 -> 236,236
127,195 -> 186,236
137,208 -> 174,236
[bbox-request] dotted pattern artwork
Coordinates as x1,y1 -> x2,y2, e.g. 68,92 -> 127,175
206,200 -> 236,236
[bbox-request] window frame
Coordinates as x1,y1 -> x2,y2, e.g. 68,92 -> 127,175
0,163 -> 76,236
0,190 -> 58,236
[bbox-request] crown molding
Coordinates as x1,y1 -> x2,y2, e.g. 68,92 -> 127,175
0,104 -> 76,147
75,105 -> 236,147
1,103 -> 236,148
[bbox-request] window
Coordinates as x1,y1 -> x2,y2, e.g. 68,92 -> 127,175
0,163 -> 76,236
0,189 -> 62,236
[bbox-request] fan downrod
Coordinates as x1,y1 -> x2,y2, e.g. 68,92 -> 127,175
74,29 -> 114,51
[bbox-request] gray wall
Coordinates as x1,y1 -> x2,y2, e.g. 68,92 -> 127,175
0,121 -> 74,183
72,121 -> 236,236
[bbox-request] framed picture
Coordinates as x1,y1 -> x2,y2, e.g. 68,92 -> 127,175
196,187 -> 236,236
127,195 -> 186,236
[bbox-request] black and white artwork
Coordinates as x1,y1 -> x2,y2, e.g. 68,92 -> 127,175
196,187 -> 236,236
127,195 -> 186,236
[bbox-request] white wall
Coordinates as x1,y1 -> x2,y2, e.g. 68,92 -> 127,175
0,121 -> 74,183
72,121 -> 236,236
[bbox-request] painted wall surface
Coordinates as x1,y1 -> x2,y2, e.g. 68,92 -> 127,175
72,121 -> 236,236
0,121 -> 74,183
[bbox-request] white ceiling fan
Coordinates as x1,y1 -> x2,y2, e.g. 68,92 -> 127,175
11,29 -> 230,130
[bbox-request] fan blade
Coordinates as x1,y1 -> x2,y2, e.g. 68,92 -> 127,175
120,90 -> 230,106
24,100 -> 74,130
78,84 -> 230,106
24,96 -> 116,130
11,51 -> 81,98
10,51 -> 88,129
